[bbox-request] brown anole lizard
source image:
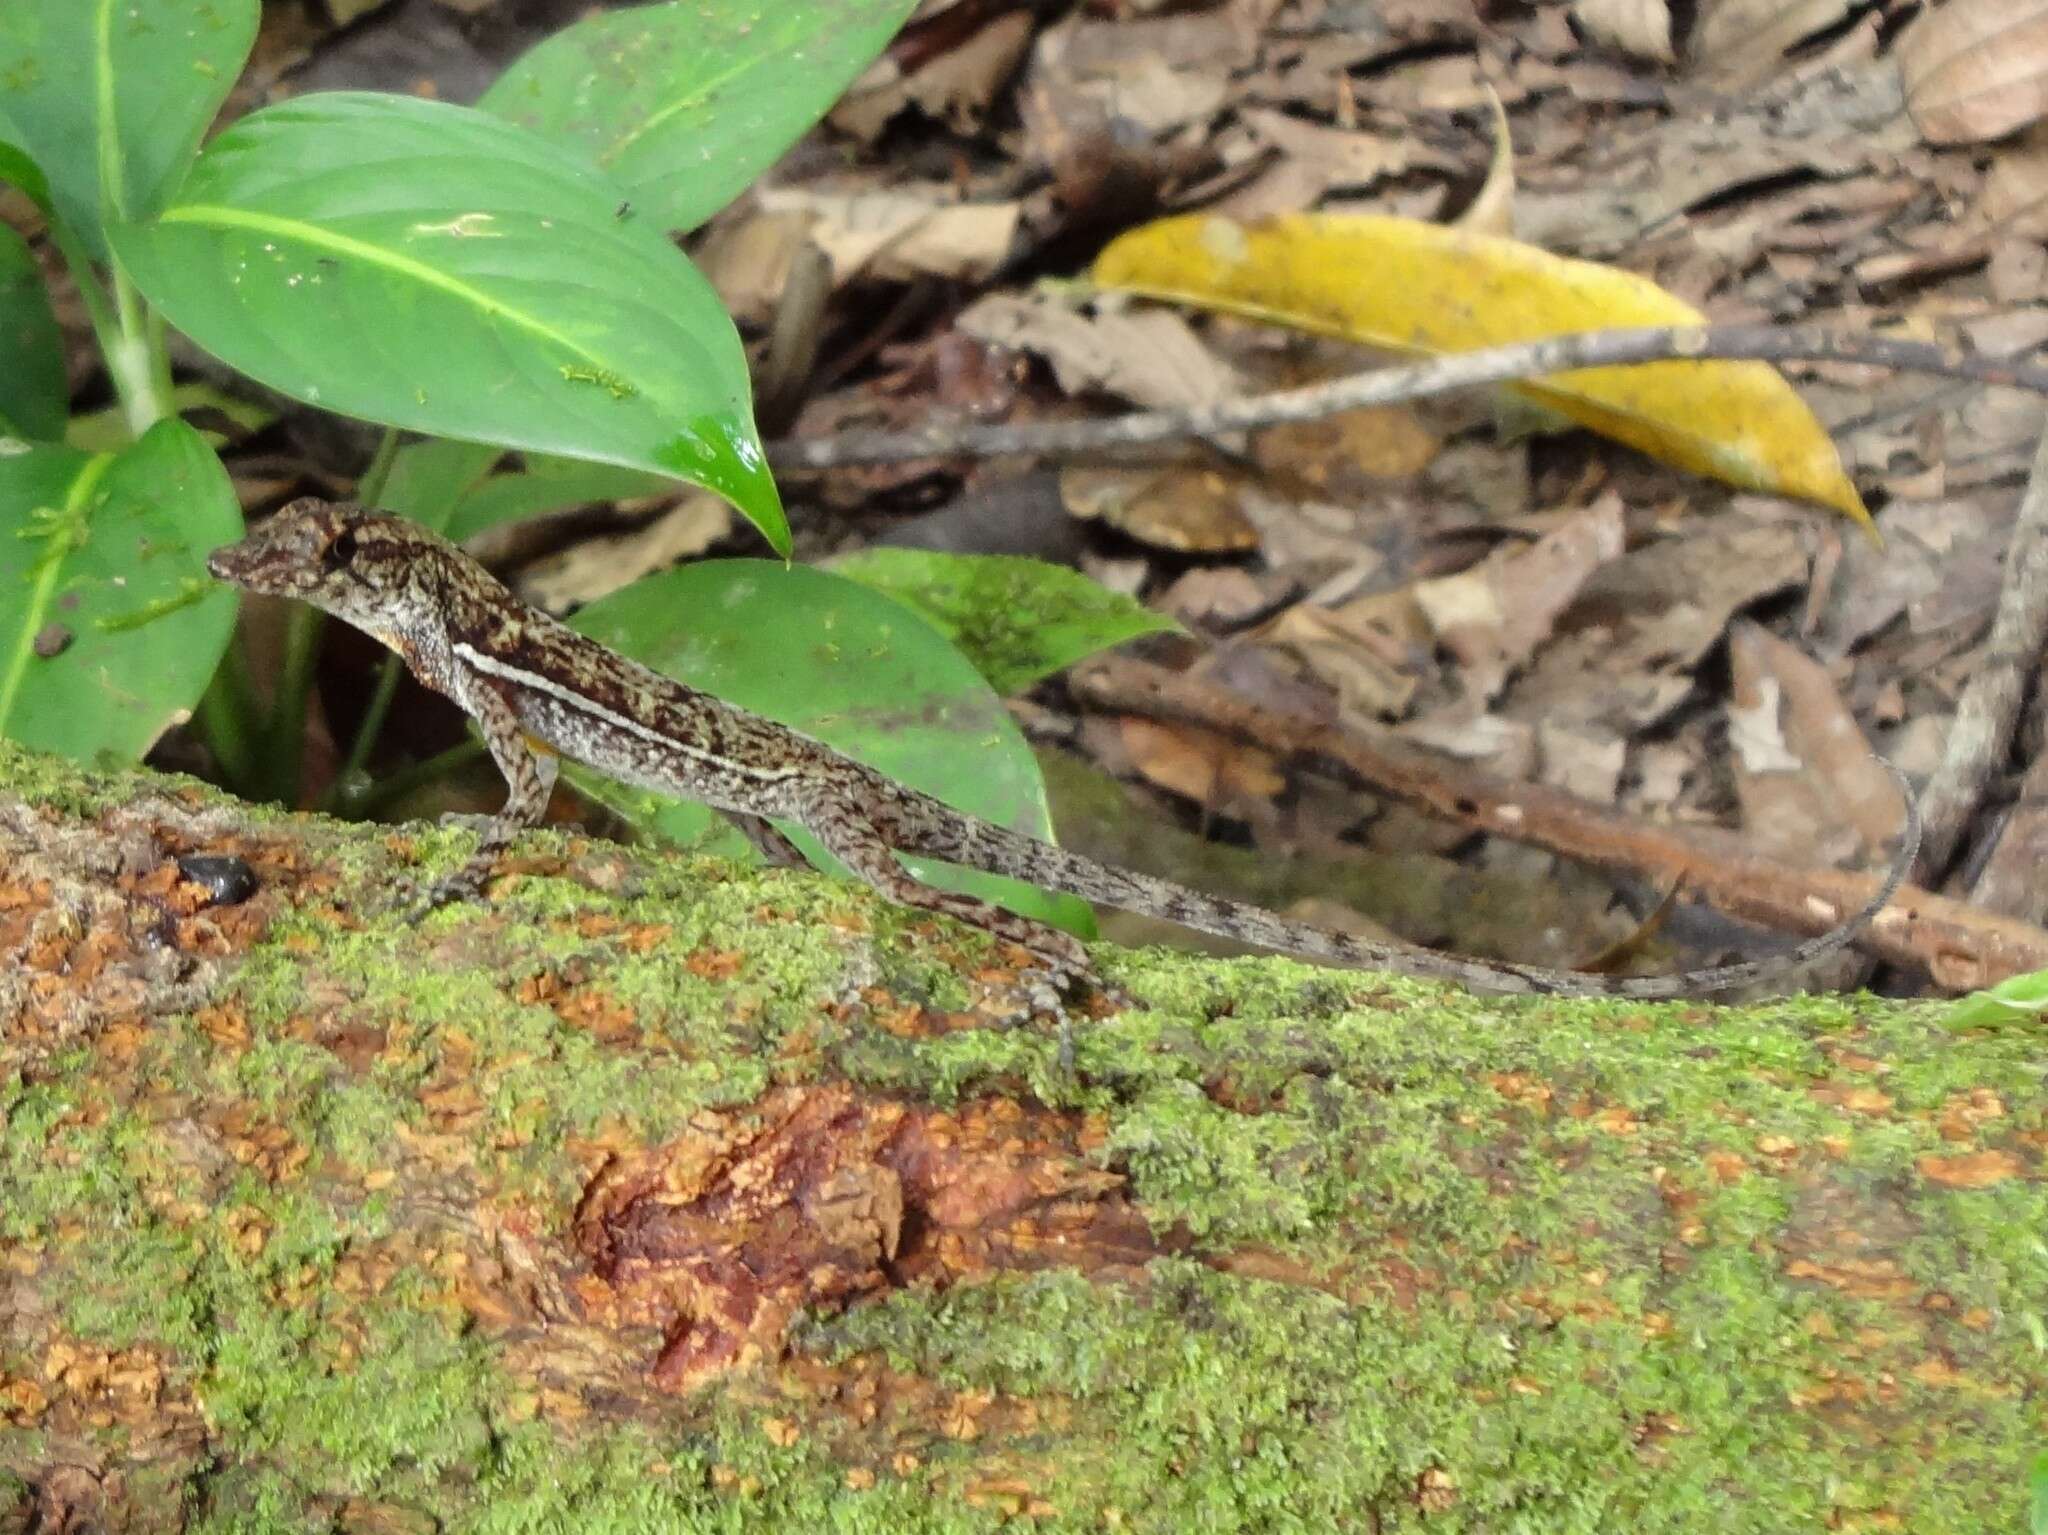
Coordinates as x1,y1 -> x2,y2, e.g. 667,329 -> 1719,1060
208,498 -> 1918,997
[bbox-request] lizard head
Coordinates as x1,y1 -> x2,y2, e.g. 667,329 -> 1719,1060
208,498 -> 452,639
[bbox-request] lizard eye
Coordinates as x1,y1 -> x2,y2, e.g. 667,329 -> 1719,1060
324,527 -> 360,570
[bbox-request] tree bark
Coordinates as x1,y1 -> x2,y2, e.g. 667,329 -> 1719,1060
1,740 -> 2042,1533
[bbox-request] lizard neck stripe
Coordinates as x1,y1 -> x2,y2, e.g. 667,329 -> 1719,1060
451,641 -> 796,786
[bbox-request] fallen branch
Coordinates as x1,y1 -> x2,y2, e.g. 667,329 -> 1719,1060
1913,415 -> 2048,885
3,740 -> 2040,1530
1068,655 -> 2048,990
769,322 -> 2048,468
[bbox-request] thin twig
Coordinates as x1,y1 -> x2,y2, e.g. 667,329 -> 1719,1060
1913,416 -> 2048,882
768,322 -> 2048,469
1068,654 -> 2048,990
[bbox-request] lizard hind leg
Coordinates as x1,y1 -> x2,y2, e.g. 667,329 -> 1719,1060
728,812 -> 810,869
800,798 -> 1093,977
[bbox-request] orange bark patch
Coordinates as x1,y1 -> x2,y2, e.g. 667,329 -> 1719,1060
1916,1149 -> 2025,1189
570,1085 -> 1159,1392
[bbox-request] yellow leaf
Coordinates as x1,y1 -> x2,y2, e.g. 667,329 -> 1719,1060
1092,213 -> 1871,529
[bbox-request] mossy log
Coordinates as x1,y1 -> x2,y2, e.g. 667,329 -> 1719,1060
1,740 -> 2042,1533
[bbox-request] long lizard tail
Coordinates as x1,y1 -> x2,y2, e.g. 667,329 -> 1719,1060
884,769 -> 1920,999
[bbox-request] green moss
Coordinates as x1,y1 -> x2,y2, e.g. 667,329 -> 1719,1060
4,741 -> 2044,1531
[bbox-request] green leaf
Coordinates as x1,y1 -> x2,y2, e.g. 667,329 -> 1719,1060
0,105 -> 54,214
831,548 -> 1181,695
0,419 -> 240,762
1946,969 -> 2048,1030
109,92 -> 789,555
64,380 -> 278,453
481,0 -> 918,235
445,452 -> 674,542
0,0 -> 258,254
2031,1451 -> 2048,1535
0,222 -> 64,439
377,439 -> 502,533
566,560 -> 1095,939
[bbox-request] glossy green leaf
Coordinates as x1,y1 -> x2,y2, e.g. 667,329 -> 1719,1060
445,452 -> 674,541
0,222 -> 64,439
566,560 -> 1095,938
0,105 -> 54,214
109,92 -> 789,554
481,0 -> 918,235
377,439 -> 502,533
831,548 -> 1180,695
0,419 -> 240,762
64,380 -> 277,453
0,0 -> 258,254
1946,968 -> 2048,1030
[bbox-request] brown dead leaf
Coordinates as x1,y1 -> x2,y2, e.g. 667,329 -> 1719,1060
1028,11 -> 1247,140
1155,567 -> 1288,629
1253,405 -> 1441,486
1060,464 -> 1260,553
1915,1150 -> 2025,1188
1571,0 -> 1677,65
1536,721 -> 1627,803
1221,107 -> 1418,217
695,211 -> 813,327
1118,717 -> 1284,807
1413,497 -> 1625,702
1236,109 -> 1414,190
1691,0 -> 1854,84
758,187 -> 1019,284
1260,602 -> 1422,719
1453,84 -> 1515,237
1979,123 -> 2048,238
957,293 -> 1240,412
832,12 -> 1036,142
1901,0 -> 2048,145
518,497 -> 731,613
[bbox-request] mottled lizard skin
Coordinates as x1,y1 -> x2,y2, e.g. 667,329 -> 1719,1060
208,500 -> 1918,997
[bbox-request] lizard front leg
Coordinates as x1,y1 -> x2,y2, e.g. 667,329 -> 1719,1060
416,680 -> 558,909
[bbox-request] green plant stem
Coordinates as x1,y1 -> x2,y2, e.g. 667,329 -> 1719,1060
105,262 -> 169,436
263,603 -> 320,805
254,430 -> 411,807
195,644 -> 261,794
348,740 -> 485,821
320,429 -> 411,810
45,220 -> 123,386
324,654 -> 405,813
358,429 -> 402,509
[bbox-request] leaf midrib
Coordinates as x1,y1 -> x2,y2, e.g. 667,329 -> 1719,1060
152,202 -> 675,404
602,11 -> 822,165
0,451 -> 115,732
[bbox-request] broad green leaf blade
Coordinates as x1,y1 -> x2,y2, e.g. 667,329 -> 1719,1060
0,0 -> 258,255
0,222 -> 65,439
377,439 -> 503,533
566,560 -> 1095,939
109,92 -> 789,555
831,548 -> 1180,695
0,105 -> 54,214
0,419 -> 240,762
445,451 -> 674,541
1946,968 -> 2048,1030
481,0 -> 918,235
63,380 -> 277,453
